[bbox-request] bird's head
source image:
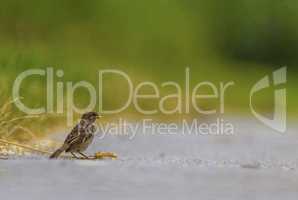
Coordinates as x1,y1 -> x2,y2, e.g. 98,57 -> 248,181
81,112 -> 101,124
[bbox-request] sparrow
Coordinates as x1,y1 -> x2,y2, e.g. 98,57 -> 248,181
49,112 -> 100,159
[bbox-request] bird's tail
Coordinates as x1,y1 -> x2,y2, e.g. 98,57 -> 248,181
49,145 -> 68,159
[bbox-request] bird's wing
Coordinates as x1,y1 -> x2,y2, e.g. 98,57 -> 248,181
64,125 -> 81,145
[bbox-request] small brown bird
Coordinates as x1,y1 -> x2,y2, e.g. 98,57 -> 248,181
50,112 -> 101,159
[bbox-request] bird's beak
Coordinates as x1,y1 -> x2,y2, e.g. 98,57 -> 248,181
96,115 -> 102,119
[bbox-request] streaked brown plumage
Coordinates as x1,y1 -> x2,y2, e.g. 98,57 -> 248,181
49,112 -> 100,159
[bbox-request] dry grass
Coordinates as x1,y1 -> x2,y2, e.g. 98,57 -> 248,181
0,97 -> 40,140
0,96 -> 58,158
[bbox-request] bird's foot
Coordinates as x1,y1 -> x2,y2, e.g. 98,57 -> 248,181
78,152 -> 90,159
71,152 -> 81,159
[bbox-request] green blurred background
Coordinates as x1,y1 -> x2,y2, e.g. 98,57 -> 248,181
0,0 -> 297,131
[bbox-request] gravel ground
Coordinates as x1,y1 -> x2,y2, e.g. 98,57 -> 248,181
0,118 -> 298,199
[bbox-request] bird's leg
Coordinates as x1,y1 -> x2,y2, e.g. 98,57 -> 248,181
78,152 -> 89,159
71,152 -> 80,159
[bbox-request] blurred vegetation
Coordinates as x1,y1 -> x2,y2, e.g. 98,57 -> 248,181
0,0 -> 297,137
